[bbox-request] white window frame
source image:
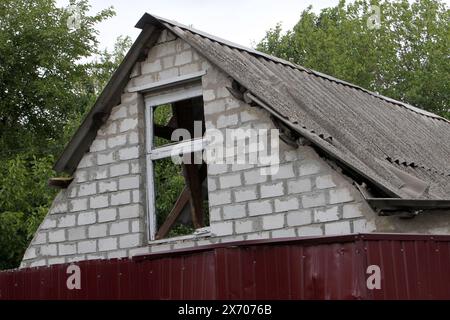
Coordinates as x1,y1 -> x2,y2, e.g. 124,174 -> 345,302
144,82 -> 206,241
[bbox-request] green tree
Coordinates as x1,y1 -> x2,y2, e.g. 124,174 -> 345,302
257,0 -> 450,118
0,0 -> 131,269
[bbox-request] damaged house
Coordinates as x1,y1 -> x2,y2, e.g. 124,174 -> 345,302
19,14 -> 450,269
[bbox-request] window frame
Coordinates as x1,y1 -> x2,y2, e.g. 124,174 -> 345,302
144,82 -> 206,241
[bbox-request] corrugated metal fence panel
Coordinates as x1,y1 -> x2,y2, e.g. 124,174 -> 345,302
1,234 -> 449,300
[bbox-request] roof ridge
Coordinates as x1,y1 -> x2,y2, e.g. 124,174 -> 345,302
140,13 -> 449,124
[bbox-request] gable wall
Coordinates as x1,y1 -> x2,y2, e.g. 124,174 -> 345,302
20,30 -> 449,269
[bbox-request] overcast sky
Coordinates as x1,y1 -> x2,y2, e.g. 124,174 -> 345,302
56,0 -> 450,52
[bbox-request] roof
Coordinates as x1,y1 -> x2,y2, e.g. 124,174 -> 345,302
54,13 -> 450,201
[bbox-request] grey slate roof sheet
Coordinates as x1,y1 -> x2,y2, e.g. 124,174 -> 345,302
149,15 -> 450,200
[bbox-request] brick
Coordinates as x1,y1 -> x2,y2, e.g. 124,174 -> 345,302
131,220 -> 142,233
90,139 -> 106,152
98,208 -> 117,222
119,146 -> 139,160
78,240 -> 97,254
23,248 -> 37,260
78,211 -> 96,225
233,186 -> 258,202
217,113 -> 239,128
119,118 -> 138,133
260,182 -> 284,198
99,237 -> 118,251
58,215 -> 76,228
78,154 -> 95,168
107,135 -> 127,148
235,219 -> 254,234
271,228 -> 296,238
209,207 -> 221,221
155,42 -> 176,57
299,161 -> 321,176
297,225 -> 323,236
70,198 -> 88,212
40,244 -> 57,256
159,68 -> 179,80
119,176 -> 140,190
110,105 -> 128,120
219,173 -> 241,189
110,163 -> 130,177
302,193 -> 326,208
41,218 -> 57,229
208,164 -> 228,175
52,202 -> 68,214
49,230 -> 66,243
246,232 -> 270,240
89,195 -> 108,209
329,188 -> 354,204
119,204 -> 141,219
262,213 -> 285,230
174,50 -> 192,66
93,167 -> 108,180
248,200 -> 272,216
97,151 -> 115,165
243,169 -> 268,185
287,210 -> 312,226
107,250 -> 127,259
110,221 -> 129,235
141,59 -> 162,73
211,221 -> 233,236
162,56 -> 175,68
68,227 -> 86,241
119,234 -> 141,249
88,224 -> 108,238
78,182 -> 97,197
222,204 -> 246,220
34,233 -> 47,245
352,219 -> 376,233
59,243 -> 76,255
48,257 -> 65,265
315,175 -> 336,189
129,247 -> 150,256
203,89 -> 215,102
274,197 -> 299,212
128,131 -> 139,144
314,206 -> 340,223
207,177 -> 217,192
240,110 -> 259,122
343,203 -> 364,218
271,163 -> 295,180
204,100 -> 226,115
287,178 -> 312,194
209,190 -> 232,206
98,180 -> 117,193
29,260 -> 47,268
111,191 -> 131,206
324,221 -> 351,235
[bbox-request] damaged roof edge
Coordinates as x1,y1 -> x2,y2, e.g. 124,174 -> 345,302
136,13 -> 449,123
53,25 -> 162,173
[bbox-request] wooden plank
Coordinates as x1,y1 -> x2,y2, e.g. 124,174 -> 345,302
155,187 -> 191,240
173,99 -> 204,229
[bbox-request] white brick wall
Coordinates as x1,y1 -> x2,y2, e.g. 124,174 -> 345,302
21,29 -> 382,269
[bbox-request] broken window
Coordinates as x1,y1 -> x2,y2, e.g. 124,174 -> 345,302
145,83 -> 209,241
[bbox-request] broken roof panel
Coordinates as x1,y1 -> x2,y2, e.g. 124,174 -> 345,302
55,13 -> 450,201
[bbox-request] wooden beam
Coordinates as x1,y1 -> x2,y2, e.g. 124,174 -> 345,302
155,164 -> 207,239
155,187 -> 190,240
48,177 -> 74,189
173,99 -> 205,228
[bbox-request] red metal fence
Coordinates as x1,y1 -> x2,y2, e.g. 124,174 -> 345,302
0,233 -> 449,300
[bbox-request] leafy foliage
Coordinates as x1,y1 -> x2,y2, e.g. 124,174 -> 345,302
0,0 -> 131,269
257,0 -> 450,118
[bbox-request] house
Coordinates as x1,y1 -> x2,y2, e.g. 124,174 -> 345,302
20,14 -> 450,268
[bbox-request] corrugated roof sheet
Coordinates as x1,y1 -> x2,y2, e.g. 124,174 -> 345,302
140,14 -> 450,200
